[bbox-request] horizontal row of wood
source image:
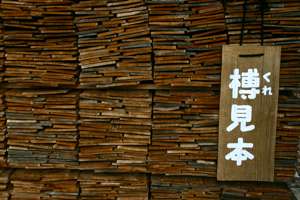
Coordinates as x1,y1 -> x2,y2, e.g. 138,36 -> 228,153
0,169 -> 295,200
0,0 -> 299,89
0,88 -> 297,182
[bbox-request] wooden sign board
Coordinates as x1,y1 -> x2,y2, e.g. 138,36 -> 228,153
217,44 -> 281,181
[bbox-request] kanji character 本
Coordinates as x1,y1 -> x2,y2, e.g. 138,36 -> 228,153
239,68 -> 260,100
229,68 -> 241,99
225,137 -> 254,166
226,104 -> 255,132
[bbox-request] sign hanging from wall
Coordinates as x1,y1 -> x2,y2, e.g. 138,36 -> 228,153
217,44 -> 281,181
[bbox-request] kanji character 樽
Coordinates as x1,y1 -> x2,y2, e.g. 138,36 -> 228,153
262,85 -> 272,95
226,104 -> 255,132
225,137 -> 254,166
229,68 -> 241,99
239,68 -> 260,100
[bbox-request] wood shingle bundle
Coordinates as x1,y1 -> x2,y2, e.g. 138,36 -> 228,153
5,89 -> 78,168
149,89 -> 219,176
148,0 -> 225,87
79,171 -> 148,200
224,0 -> 263,44
275,90 -> 300,182
0,13 -> 4,82
79,89 -> 151,172
220,182 -> 294,200
151,175 -> 220,199
0,90 -> 6,167
0,170 -> 11,200
262,1 -> 300,182
9,169 -> 79,200
2,0 -> 78,87
73,0 -> 152,88
151,175 -> 294,200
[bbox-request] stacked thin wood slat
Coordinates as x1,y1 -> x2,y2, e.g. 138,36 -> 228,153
148,0 -> 225,87
79,89 -> 151,172
263,0 -> 300,182
264,0 -> 300,181
0,11 -> 4,82
9,169 -> 79,200
151,175 -> 220,200
0,170 -> 11,200
79,172 -> 148,200
220,182 -> 294,200
151,175 -> 294,200
149,89 -> 218,176
224,0 -> 264,44
5,89 -> 78,168
2,0 -> 78,87
73,0 -> 152,88
0,90 -> 6,167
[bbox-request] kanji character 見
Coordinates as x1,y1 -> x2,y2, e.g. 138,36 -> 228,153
226,104 -> 255,132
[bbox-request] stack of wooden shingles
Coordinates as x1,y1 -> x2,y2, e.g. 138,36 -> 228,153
220,182 -> 294,200
79,172 -> 148,199
5,89 -> 78,168
151,175 -> 220,199
266,1 -> 300,182
224,0 -> 263,44
148,0 -> 225,87
73,0 -> 152,88
0,9 -> 4,82
79,89 -> 151,172
2,0 -> 78,87
149,89 -> 219,177
0,170 -> 11,200
0,90 -> 6,167
151,175 -> 294,200
9,169 -> 79,200
148,0 -> 224,176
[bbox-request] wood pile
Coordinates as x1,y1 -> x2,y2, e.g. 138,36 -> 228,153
149,89 -> 219,177
224,0 -> 263,44
0,0 -> 298,199
0,170 -> 11,200
5,89 -> 78,168
220,182 -> 294,200
148,0 -> 225,87
73,0 -> 152,88
0,90 -> 6,167
2,0 -> 78,87
151,175 -> 220,199
0,13 -> 4,82
79,89 -> 151,172
151,175 -> 294,200
79,171 -> 148,200
9,169 -> 79,200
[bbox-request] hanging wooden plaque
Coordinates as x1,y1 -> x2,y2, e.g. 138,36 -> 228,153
217,44 -> 281,181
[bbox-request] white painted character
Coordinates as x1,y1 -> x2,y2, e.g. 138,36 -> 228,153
226,104 -> 255,132
225,137 -> 254,166
239,68 -> 260,99
229,68 -> 241,99
262,72 -> 272,95
262,85 -> 272,95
